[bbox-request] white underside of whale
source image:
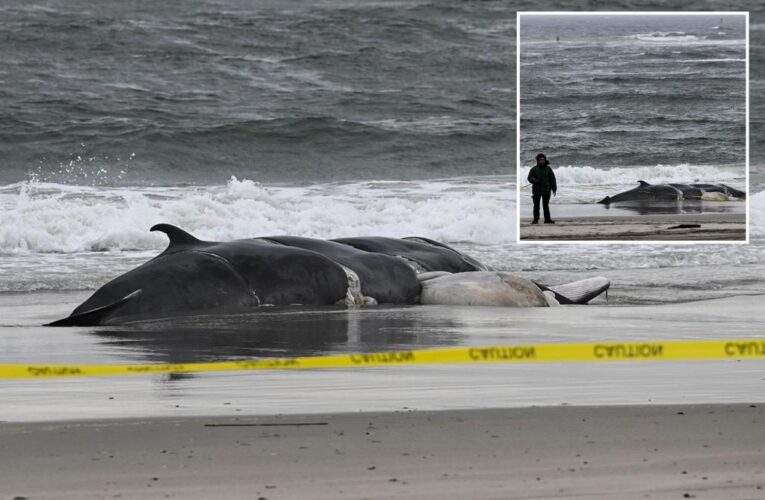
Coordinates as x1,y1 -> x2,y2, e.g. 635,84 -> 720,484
416,272 -> 609,307
418,271 -> 555,307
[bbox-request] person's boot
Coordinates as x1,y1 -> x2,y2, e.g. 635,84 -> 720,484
531,220 -> 539,225
544,220 -> 555,224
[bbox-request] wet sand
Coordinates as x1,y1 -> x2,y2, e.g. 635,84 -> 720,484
4,293 -> 765,422
520,213 -> 747,241
3,294 -> 765,498
2,404 -> 764,499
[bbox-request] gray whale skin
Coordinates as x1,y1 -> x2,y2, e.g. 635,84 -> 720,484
598,181 -> 745,204
48,224 -> 610,326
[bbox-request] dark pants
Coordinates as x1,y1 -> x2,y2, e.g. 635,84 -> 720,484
532,191 -> 552,222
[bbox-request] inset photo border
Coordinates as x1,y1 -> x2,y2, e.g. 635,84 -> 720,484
516,11 -> 749,244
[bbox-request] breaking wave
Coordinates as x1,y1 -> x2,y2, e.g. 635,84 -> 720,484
552,163 -> 744,187
630,32 -> 704,43
0,176 -> 515,255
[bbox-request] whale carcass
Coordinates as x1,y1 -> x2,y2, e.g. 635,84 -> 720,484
48,224 -> 610,326
598,181 -> 746,204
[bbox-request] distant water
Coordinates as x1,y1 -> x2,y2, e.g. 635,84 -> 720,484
520,14 -> 746,204
0,0 -> 516,186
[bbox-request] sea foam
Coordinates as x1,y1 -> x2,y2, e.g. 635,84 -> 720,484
0,176 -> 516,254
552,163 -> 743,187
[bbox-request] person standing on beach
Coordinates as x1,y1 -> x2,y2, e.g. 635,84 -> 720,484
527,153 -> 557,224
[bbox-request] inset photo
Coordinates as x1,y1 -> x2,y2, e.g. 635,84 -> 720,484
517,12 -> 748,242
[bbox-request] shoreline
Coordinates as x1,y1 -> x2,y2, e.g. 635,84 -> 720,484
2,404 -> 764,499
520,213 -> 747,241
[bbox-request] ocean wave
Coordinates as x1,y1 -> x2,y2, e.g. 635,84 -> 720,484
631,32 -> 701,41
629,32 -> 705,43
0,177 -> 515,255
552,164 -> 744,187
589,73 -> 742,84
626,33 -> 744,46
2,112 -> 513,186
361,116 -> 513,135
675,58 -> 746,63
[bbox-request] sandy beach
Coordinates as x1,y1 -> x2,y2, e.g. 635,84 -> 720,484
520,213 -> 747,241
2,404 -> 763,499
2,294 -> 765,498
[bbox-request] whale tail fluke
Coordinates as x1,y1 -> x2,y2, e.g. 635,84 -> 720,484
720,184 -> 746,200
534,277 -> 610,305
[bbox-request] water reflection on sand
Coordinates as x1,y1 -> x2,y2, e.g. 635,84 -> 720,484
2,293 -> 765,422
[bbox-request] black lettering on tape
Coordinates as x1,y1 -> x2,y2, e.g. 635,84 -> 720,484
593,343 -> 663,359
27,366 -> 83,377
126,366 -> 152,373
349,351 -> 415,365
725,342 -> 765,357
127,364 -> 187,373
235,359 -> 300,369
468,346 -> 536,361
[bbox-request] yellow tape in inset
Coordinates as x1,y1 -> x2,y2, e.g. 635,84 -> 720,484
1,339 -> 765,379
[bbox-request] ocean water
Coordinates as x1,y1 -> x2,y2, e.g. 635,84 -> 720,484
0,0 -> 516,186
520,16 -> 745,168
2,1 -> 765,422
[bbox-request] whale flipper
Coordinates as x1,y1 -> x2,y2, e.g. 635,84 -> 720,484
47,289 -> 142,327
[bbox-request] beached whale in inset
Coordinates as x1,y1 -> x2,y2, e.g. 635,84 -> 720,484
48,224 -> 610,326
598,181 -> 682,204
598,181 -> 745,204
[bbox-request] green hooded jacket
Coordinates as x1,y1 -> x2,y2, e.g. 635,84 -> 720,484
527,163 -> 557,195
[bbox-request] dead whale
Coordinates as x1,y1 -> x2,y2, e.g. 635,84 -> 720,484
49,224 -> 351,326
598,181 -> 746,204
48,224 -> 610,326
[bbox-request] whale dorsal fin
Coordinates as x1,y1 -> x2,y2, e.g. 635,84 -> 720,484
150,224 -> 201,247
638,180 -> 650,186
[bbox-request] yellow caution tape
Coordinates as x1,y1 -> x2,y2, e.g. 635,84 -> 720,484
1,339 -> 764,379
